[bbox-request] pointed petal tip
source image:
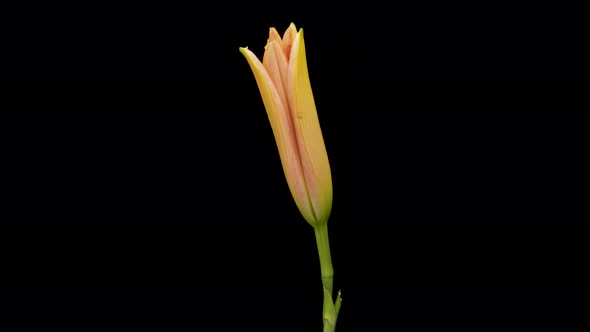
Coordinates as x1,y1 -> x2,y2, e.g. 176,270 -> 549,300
283,23 -> 298,37
267,28 -> 282,46
240,46 -> 254,55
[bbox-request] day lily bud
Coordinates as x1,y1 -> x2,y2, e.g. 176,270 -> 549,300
240,23 -> 332,227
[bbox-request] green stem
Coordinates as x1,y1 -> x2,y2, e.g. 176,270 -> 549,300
314,223 -> 334,295
314,223 -> 338,332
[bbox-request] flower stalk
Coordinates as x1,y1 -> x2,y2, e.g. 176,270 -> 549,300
315,222 -> 342,332
240,23 -> 341,332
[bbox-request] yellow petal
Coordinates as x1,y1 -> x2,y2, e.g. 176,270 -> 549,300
239,47 -> 315,223
287,29 -> 333,224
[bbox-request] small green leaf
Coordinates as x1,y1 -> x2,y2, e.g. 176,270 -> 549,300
323,287 -> 336,326
334,289 -> 342,321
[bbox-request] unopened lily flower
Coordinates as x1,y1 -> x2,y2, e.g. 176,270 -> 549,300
240,23 -> 332,228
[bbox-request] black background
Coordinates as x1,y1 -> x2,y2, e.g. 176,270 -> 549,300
1,1 -> 588,79
1,1 -> 589,331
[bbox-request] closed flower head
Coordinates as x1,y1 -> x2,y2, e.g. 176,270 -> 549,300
240,23 -> 332,227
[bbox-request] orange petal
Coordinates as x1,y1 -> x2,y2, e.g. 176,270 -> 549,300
262,40 -> 290,111
265,28 -> 282,50
281,23 -> 297,59
239,47 -> 315,223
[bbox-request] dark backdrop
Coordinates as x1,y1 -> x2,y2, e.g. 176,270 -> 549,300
2,1 -> 588,79
1,1 -> 589,332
